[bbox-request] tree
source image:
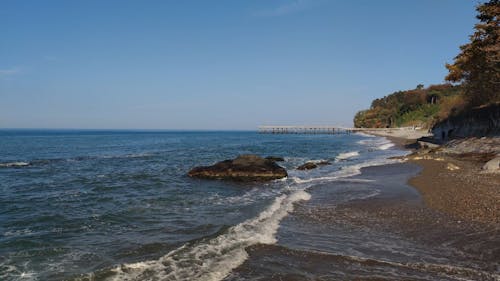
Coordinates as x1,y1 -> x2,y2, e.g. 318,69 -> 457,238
445,0 -> 500,106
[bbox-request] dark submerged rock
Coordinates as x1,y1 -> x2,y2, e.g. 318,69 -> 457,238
188,154 -> 287,181
297,161 -> 331,170
265,156 -> 285,162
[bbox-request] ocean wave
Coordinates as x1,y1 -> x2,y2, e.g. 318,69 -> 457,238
71,153 -> 154,161
356,136 -> 395,151
2,153 -> 155,168
336,151 -> 359,161
99,190 -> 311,281
3,228 -> 33,237
98,153 -> 154,160
290,157 -> 396,185
0,261 -> 36,281
0,161 -> 30,168
355,132 -> 376,138
356,139 -> 371,145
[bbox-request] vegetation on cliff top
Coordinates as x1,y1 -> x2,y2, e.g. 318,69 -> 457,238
354,0 -> 499,129
353,84 -> 465,128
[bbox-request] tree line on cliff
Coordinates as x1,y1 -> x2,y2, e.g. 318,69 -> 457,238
354,0 -> 499,129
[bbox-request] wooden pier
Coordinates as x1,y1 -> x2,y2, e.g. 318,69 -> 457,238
258,125 -> 416,135
258,126 -> 355,134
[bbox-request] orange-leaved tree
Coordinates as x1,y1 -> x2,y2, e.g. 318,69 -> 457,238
445,0 -> 500,106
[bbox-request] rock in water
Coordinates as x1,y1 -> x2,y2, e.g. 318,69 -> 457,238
297,161 -> 331,170
265,156 -> 285,162
297,162 -> 318,170
188,154 -> 288,181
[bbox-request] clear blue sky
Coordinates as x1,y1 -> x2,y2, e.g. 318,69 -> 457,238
1,0 -> 478,129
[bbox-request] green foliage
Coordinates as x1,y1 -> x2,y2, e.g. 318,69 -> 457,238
353,84 -> 463,128
394,104 -> 440,127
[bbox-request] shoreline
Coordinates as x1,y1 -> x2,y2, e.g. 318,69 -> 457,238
228,158 -> 499,280
365,129 -> 500,226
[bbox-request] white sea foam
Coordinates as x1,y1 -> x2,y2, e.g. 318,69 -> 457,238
336,178 -> 375,183
336,151 -> 359,161
206,188 -> 280,206
3,228 -> 33,237
0,161 -> 30,167
377,142 -> 395,150
355,132 -> 376,138
104,190 -> 311,281
289,158 -> 394,186
290,176 -> 338,184
0,261 -> 36,281
310,159 -> 330,163
356,136 -> 395,151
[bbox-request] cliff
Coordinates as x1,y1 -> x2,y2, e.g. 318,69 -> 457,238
432,103 -> 500,141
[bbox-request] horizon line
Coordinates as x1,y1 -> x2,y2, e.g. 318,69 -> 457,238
0,127 -> 259,132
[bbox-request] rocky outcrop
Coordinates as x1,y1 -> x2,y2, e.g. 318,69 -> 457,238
297,161 -> 331,170
482,155 -> 500,173
188,154 -> 287,181
440,137 -> 500,156
432,103 -> 500,141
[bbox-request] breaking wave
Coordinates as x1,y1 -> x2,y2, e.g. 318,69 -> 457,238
95,190 -> 311,281
336,151 -> 359,161
356,137 -> 395,151
0,161 -> 30,168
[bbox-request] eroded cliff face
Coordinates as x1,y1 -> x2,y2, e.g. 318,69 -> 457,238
432,103 -> 500,141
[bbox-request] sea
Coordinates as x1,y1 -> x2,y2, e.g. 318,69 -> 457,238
0,130 -> 498,281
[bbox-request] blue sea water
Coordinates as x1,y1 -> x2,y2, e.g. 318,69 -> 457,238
0,130 -> 403,280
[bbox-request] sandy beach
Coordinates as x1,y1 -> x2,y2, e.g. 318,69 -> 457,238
409,157 -> 500,225
364,129 -> 500,224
